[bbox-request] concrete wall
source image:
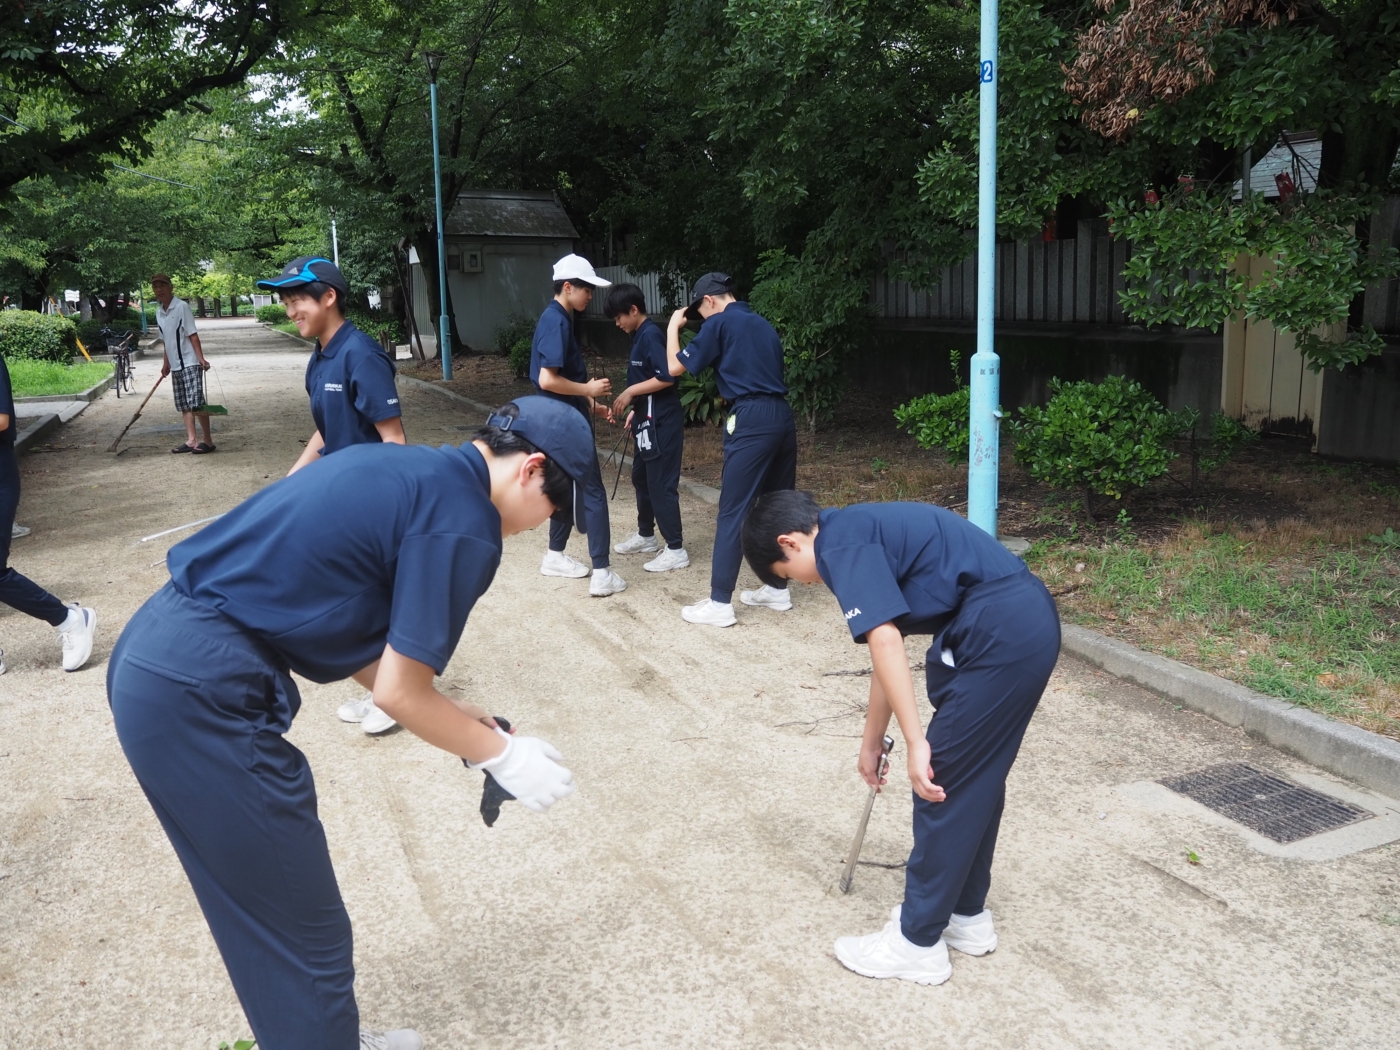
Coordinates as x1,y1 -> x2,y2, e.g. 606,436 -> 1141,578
409,237 -> 574,355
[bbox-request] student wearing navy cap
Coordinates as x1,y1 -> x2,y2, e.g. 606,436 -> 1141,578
107,396 -> 589,1050
605,283 -> 688,573
258,255 -> 408,735
742,492 -> 1060,986
529,254 -> 626,597
256,256 -> 406,477
666,273 -> 797,626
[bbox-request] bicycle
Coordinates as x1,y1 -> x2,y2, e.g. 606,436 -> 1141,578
102,327 -> 137,396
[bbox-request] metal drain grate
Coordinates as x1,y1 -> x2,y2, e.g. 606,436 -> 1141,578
1160,762 -> 1371,843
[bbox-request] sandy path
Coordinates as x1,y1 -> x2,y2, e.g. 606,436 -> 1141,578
1,318 -> 1397,1049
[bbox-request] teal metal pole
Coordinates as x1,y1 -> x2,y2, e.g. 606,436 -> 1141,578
428,77 -> 453,381
968,0 -> 1000,536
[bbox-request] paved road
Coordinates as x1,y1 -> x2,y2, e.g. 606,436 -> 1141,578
2,317 -> 1397,1049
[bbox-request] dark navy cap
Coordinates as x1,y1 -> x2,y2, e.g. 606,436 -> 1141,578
685,272 -> 736,321
486,395 -> 595,532
256,256 -> 350,296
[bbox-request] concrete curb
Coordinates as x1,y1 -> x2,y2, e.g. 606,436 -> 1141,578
13,412 -> 61,452
1061,624 -> 1400,800
396,374 -> 724,506
17,373 -> 114,404
262,323 -> 315,349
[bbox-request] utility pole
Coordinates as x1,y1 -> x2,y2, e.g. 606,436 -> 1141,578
330,209 -> 340,268
968,0 -> 1001,536
424,51 -> 453,381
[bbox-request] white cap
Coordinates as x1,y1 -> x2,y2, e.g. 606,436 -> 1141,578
552,253 -> 611,287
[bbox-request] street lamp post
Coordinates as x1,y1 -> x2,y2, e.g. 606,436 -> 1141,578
968,0 -> 1000,537
424,51 -> 452,381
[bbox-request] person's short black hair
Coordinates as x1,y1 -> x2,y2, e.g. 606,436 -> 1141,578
280,282 -> 344,314
603,283 -> 647,319
742,489 -> 821,587
553,278 -> 595,296
472,402 -> 573,516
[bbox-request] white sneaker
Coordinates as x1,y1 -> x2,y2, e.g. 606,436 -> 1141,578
361,701 -> 399,735
541,550 -> 589,578
681,598 -> 737,627
589,568 -> 627,596
943,909 -> 998,956
12,523 -> 31,538
740,583 -> 792,610
834,912 -> 952,985
614,532 -> 659,555
889,903 -> 997,956
58,604 -> 96,672
0,648 -> 6,675
337,693 -> 374,723
643,546 -> 690,572
360,1027 -> 423,1050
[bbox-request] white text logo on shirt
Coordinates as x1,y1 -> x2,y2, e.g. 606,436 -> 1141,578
387,398 -> 398,405
844,607 -> 862,620
324,382 -> 344,392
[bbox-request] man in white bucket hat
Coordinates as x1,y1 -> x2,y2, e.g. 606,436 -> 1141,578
527,254 -> 627,596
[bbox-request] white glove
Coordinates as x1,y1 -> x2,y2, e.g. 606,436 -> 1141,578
470,728 -> 575,813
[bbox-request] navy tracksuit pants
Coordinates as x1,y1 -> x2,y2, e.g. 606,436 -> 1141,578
0,443 -> 68,625
108,584 -> 358,1050
711,395 -> 797,603
900,571 -> 1061,948
631,402 -> 684,548
548,433 -> 612,568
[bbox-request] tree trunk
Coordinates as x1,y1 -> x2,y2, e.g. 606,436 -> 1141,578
229,295 -> 239,317
411,229 -> 466,357
1082,483 -> 1096,522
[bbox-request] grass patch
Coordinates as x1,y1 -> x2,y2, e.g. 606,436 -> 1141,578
272,322 -> 304,338
7,358 -> 114,398
1029,524 -> 1400,738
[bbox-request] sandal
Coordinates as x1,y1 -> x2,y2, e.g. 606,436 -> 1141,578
190,442 -> 217,455
171,443 -> 195,453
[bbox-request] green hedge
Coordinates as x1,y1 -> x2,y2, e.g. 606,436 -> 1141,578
75,318 -> 141,350
0,310 -> 78,362
255,303 -> 287,323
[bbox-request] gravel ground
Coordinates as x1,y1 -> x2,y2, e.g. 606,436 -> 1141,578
1,318 -> 1398,1050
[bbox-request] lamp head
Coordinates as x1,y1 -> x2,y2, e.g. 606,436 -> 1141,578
423,51 -> 442,81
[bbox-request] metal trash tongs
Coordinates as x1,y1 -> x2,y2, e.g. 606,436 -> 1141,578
839,734 -> 896,894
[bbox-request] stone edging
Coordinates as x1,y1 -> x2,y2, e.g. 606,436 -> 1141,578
399,371 -> 1400,799
395,373 -> 723,506
1061,624 -> 1400,800
16,373 -> 115,404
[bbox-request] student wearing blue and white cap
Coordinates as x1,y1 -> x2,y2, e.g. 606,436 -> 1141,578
742,491 -> 1060,987
529,253 -> 626,597
107,396 -> 589,1050
257,255 -> 408,735
666,272 -> 797,626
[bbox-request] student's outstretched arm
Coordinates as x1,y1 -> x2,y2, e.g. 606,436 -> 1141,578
288,430 -> 326,475
865,623 -> 946,803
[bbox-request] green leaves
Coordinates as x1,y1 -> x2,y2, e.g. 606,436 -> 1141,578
678,368 -> 727,426
1010,376 -> 1193,515
894,387 -> 972,461
1110,188 -> 1399,371
0,310 -> 78,362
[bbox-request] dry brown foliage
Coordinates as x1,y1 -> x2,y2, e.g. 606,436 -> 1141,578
1065,0 -> 1304,140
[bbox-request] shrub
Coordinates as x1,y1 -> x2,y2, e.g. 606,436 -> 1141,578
494,313 -> 536,354
75,318 -> 140,350
507,335 -> 533,378
895,386 -> 972,460
1010,375 -> 1193,519
346,307 -> 404,346
679,367 -> 726,425
0,310 -> 78,362
256,303 -> 288,323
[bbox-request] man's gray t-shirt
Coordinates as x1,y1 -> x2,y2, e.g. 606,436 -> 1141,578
156,298 -> 199,371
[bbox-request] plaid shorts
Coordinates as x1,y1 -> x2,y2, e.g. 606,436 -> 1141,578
171,366 -> 206,414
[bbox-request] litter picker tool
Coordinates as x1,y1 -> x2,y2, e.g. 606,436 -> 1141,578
106,373 -> 166,452
463,716 -> 516,826
839,734 -> 896,894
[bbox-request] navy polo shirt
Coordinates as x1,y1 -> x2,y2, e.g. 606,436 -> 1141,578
814,503 -> 1027,643
676,302 -> 786,401
305,321 -> 401,455
530,300 -> 588,416
0,356 -> 14,448
167,441 -> 502,682
627,319 -> 679,420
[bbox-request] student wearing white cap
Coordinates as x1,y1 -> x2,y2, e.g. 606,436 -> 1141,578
528,254 -> 626,596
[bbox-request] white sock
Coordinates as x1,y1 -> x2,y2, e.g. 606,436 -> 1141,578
59,606 -> 83,632
592,567 -> 610,577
